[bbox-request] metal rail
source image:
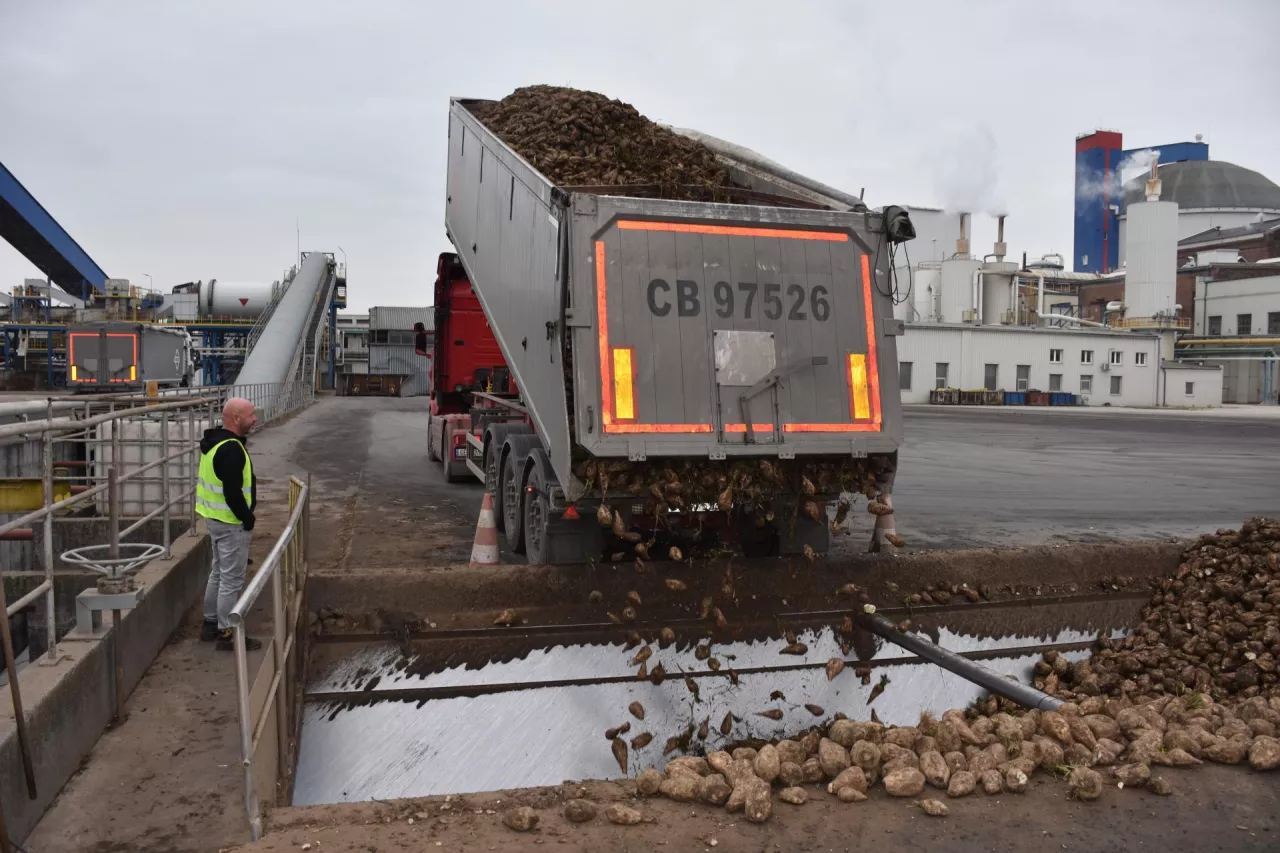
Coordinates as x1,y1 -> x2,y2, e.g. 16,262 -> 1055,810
228,475 -> 311,841
0,380 -> 315,795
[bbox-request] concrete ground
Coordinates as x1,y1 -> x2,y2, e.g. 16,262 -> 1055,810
21,394 -> 1280,852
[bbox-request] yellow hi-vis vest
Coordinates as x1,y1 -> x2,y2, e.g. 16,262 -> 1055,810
196,438 -> 253,524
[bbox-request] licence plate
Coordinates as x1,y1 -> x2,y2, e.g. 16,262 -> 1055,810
454,448 -> 467,458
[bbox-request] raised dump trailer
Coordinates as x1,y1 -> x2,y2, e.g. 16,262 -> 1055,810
67,322 -> 193,391
442,96 -> 911,563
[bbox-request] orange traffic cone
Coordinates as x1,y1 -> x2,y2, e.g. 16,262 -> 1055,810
470,491 -> 500,566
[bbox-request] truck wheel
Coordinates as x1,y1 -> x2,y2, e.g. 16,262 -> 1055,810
442,422 -> 462,484
427,417 -> 441,462
502,450 -> 526,553
524,461 -> 551,565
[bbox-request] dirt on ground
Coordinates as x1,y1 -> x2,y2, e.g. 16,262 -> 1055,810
235,763 -> 1277,853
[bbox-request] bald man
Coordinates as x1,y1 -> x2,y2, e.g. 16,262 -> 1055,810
196,398 -> 261,651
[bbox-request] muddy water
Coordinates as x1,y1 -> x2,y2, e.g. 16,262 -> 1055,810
293,604 -> 1134,805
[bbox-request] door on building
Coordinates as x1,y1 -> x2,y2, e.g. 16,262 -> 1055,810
1016,365 -> 1030,391
983,364 -> 998,391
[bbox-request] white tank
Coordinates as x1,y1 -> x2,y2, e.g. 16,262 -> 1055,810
202,279 -> 277,319
909,267 -> 939,322
980,262 -> 1019,325
939,258 -> 982,324
1124,200 -> 1179,319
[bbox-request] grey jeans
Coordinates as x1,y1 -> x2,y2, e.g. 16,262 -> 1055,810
204,518 -> 252,632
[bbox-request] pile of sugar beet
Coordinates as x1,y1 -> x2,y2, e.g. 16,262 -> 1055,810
628,518 -> 1280,822
472,85 -> 734,200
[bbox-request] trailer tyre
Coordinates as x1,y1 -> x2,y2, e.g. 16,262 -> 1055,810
502,450 -> 526,554
524,461 -> 551,565
427,417 -> 441,463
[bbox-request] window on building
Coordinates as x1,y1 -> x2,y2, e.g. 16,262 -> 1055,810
1109,350 -> 1123,366
1208,315 -> 1222,335
1110,375 -> 1122,396
1135,352 -> 1147,366
1237,313 -> 1253,335
899,362 -> 913,391
1016,365 -> 1030,392
1080,375 -> 1093,393
1049,374 -> 1062,391
1049,348 -> 1063,364
1185,381 -> 1195,396
984,364 -> 999,391
1081,350 -> 1094,365
935,363 -> 949,389
370,329 -> 415,345
1269,312 -> 1280,335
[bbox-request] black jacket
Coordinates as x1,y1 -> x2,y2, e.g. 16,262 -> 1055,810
200,427 -> 257,530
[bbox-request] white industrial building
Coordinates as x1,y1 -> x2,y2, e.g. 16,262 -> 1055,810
895,165 -> 1223,409
897,325 -> 1220,407
1191,273 -> 1280,336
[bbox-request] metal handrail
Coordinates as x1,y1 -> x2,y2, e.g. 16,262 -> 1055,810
228,475 -> 310,840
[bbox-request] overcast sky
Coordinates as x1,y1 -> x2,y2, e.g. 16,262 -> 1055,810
2,0 -> 1277,311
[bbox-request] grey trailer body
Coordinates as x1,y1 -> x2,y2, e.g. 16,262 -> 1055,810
68,323 -> 192,390
446,98 -> 903,508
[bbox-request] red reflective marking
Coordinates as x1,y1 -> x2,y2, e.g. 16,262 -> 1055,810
617,221 -> 848,242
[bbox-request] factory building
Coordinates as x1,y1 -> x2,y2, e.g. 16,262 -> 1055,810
897,324 -> 1219,407
899,162 -> 1224,408
1073,130 -> 1280,275
348,306 -> 432,397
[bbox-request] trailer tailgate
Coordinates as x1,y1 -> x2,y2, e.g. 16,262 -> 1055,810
572,200 -> 902,459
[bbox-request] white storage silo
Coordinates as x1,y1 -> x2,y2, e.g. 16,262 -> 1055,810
939,257 -> 981,324
980,261 -> 1019,325
201,279 -> 278,319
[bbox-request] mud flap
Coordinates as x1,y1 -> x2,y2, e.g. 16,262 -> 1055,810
544,517 -> 605,564
773,497 -> 831,557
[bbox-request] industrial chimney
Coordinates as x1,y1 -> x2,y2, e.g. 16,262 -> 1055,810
955,212 -> 970,258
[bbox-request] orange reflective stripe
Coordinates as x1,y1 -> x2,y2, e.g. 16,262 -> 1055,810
605,423 -> 713,434
783,423 -> 882,433
617,221 -> 848,242
860,254 -> 883,428
724,423 -> 775,433
596,241 -> 613,426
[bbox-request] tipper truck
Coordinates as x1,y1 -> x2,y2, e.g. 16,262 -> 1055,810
432,95 -> 914,564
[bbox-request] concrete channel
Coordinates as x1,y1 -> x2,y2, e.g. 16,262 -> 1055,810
288,542 -> 1174,807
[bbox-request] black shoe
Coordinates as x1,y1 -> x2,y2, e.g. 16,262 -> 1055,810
216,630 -> 263,652
200,620 -> 220,641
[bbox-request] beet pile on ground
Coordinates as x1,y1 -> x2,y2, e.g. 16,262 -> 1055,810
473,86 -> 733,199
620,519 -> 1280,822
1037,518 -> 1280,703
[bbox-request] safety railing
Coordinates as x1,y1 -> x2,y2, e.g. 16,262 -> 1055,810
228,475 -> 310,840
0,380 -> 315,662
1108,316 -> 1192,330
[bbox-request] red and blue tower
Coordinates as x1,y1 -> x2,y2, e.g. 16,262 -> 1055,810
1073,130 -> 1124,274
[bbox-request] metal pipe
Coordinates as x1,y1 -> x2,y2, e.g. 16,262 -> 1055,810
5,579 -> 51,617
1037,274 -> 1046,322
161,410 -> 171,559
234,625 -> 262,839
108,466 -> 119,559
0,576 -> 38,798
856,612 -> 1063,711
1038,313 -> 1110,329
0,530 -> 33,542
43,399 -> 56,663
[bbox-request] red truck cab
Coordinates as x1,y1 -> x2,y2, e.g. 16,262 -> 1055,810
427,252 -> 513,481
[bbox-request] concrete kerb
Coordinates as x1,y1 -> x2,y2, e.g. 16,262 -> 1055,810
0,523 -> 211,845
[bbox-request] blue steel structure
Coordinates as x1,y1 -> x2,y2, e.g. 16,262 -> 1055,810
2,157 -> 343,389
0,160 -> 109,298
1074,131 -> 1209,273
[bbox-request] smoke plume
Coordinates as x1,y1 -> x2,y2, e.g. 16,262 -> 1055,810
929,124 -> 1006,216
